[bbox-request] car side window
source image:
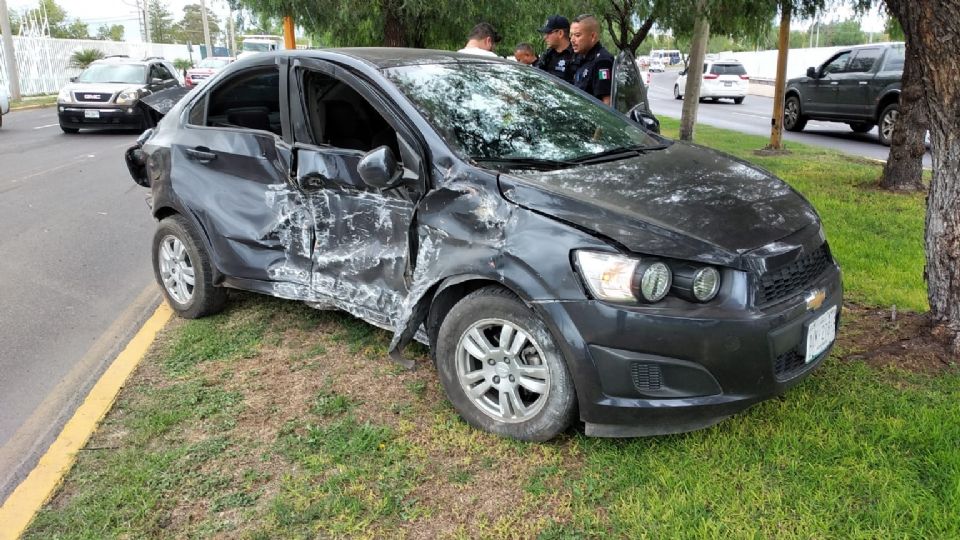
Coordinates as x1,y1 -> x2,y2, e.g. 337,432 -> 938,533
882,46 -> 905,72
821,52 -> 851,76
187,67 -> 281,136
844,48 -> 881,73
155,64 -> 175,81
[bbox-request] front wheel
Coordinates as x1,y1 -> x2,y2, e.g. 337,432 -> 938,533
848,121 -> 875,133
152,215 -> 227,319
60,125 -> 79,134
783,95 -> 807,131
878,103 -> 899,146
435,287 -> 576,442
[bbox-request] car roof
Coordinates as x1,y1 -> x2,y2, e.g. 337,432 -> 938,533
91,56 -> 165,66
262,47 -> 512,70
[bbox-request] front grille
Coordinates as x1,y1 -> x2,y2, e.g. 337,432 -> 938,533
756,244 -> 832,306
774,349 -> 805,379
73,92 -> 113,103
631,363 -> 662,392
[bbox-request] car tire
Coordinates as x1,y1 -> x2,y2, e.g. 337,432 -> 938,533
152,215 -> 227,319
674,84 -> 682,100
734,97 -> 744,105
783,95 -> 807,132
434,286 -> 576,442
60,125 -> 79,134
848,121 -> 875,133
878,103 -> 899,146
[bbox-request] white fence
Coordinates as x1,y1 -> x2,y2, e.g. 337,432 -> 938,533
0,37 -> 191,96
717,46 -> 849,81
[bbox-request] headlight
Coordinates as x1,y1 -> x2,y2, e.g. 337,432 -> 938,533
574,251 -> 638,302
116,89 -> 141,105
57,88 -> 72,103
692,267 -> 721,302
638,262 -> 672,302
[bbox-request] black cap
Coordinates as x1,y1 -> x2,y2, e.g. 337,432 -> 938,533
538,15 -> 570,34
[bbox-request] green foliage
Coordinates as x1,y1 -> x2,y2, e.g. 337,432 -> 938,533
173,3 -> 221,45
20,0 -> 89,39
95,24 -> 124,41
68,48 -> 104,69
172,58 -> 194,72
148,0 -> 177,43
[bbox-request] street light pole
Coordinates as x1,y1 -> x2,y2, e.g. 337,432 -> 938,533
199,0 -> 212,57
0,0 -> 20,99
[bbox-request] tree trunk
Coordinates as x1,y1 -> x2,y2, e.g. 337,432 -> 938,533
880,42 -> 926,191
885,0 -> 960,353
679,2 -> 709,142
382,0 -> 406,47
767,1 -> 791,150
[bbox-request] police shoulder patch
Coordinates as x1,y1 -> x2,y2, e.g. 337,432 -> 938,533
598,68 -> 610,80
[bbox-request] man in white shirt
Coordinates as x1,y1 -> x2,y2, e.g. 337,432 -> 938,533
457,22 -> 502,57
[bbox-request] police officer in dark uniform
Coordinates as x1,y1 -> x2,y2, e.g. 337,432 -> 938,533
534,15 -> 575,84
570,14 -> 614,104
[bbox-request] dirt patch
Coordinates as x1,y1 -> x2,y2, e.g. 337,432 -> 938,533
837,303 -> 959,373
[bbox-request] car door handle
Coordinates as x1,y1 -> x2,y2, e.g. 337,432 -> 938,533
185,147 -> 217,162
858,81 -> 868,85
830,81 -> 839,85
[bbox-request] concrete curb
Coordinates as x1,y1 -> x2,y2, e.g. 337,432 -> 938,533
10,102 -> 57,112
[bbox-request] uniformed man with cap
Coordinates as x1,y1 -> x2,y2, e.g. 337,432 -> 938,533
534,15 -> 575,84
569,14 -> 614,105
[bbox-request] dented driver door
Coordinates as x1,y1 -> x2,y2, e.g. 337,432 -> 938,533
287,59 -> 423,330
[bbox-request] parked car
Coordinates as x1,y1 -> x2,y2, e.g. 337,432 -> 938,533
784,42 -> 904,146
0,86 -> 8,128
185,56 -> 235,88
57,56 -> 182,133
126,48 -> 841,442
674,59 -> 749,104
238,35 -> 284,59
648,58 -> 665,72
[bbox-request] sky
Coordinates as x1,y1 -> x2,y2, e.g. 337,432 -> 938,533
8,0 -> 889,43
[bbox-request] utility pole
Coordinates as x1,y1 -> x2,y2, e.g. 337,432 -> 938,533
143,0 -> 152,43
227,3 -> 236,57
283,14 -> 295,49
199,0 -> 212,57
768,0 -> 791,151
0,0 -> 20,99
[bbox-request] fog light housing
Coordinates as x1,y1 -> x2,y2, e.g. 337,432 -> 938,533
692,267 -> 721,302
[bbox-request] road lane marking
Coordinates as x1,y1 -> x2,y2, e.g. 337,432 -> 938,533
31,124 -> 59,130
0,299 -> 172,540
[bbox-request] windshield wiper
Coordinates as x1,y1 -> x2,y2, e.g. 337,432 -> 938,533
471,156 -> 577,170
571,144 -> 650,164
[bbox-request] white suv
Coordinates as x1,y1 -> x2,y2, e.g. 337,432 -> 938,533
674,60 -> 749,104
0,86 -> 9,128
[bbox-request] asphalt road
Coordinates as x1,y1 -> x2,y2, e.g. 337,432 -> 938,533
0,107 -> 158,501
646,71 -> 932,167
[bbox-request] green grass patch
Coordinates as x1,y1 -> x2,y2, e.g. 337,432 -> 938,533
9,94 -> 57,109
658,117 -> 928,311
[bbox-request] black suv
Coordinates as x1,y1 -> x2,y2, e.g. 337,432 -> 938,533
783,42 -> 904,145
57,56 -> 182,133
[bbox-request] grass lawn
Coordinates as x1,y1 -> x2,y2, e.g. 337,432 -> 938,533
9,94 -> 58,110
23,120 -> 957,539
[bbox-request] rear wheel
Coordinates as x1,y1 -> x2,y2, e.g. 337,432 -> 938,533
878,103 -> 899,146
435,287 -> 576,442
152,215 -> 227,318
783,95 -> 807,131
848,121 -> 875,133
733,97 -> 744,105
673,84 -> 682,100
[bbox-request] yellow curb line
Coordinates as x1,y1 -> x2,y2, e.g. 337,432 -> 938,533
0,302 -> 173,540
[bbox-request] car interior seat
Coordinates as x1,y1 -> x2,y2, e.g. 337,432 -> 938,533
225,106 -> 272,132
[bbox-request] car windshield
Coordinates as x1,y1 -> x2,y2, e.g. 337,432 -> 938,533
386,63 -> 661,164
197,58 -> 230,69
77,64 -> 146,84
242,42 -> 271,52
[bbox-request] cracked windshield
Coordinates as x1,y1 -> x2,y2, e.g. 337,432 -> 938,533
387,63 -> 660,165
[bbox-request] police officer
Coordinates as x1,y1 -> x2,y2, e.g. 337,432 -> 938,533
570,14 -> 614,105
534,15 -> 575,84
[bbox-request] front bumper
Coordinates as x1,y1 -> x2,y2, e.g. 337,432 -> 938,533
535,263 -> 842,437
58,103 -> 144,129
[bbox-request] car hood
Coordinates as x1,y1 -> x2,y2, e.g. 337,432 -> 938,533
498,142 -> 820,266
62,82 -> 144,96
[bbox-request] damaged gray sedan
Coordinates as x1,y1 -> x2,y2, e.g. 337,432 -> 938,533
126,48 -> 842,441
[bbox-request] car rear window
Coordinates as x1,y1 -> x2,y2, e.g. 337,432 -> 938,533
709,63 -> 747,76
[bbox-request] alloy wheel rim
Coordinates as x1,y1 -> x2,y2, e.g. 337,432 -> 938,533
158,235 -> 195,304
882,109 -> 899,141
785,100 -> 798,126
455,318 -> 550,423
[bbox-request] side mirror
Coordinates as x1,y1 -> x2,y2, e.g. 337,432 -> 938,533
679,70 -> 687,76
629,107 -> 660,134
69,76 -> 78,82
806,66 -> 817,78
357,146 -> 402,189
151,77 -> 164,85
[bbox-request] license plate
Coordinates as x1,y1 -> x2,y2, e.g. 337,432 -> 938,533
84,110 -> 100,119
805,305 -> 838,362
724,82 -> 733,87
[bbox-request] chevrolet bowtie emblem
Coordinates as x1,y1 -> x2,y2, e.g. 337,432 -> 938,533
805,289 -> 826,311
